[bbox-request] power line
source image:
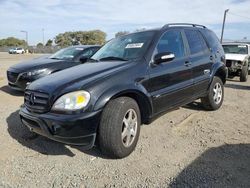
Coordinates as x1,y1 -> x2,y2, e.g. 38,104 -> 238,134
228,12 -> 250,21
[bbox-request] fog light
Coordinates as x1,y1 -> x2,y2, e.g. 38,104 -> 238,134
51,124 -> 61,134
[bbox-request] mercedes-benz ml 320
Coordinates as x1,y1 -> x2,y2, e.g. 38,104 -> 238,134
20,24 -> 227,158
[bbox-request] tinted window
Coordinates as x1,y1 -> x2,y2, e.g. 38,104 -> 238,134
203,30 -> 221,49
80,48 -> 98,57
156,30 -> 184,58
185,30 -> 209,54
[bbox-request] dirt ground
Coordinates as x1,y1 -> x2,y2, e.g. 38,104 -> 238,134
0,52 -> 250,188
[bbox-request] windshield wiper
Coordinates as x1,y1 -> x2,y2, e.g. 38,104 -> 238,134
99,56 -> 128,61
50,57 -> 60,60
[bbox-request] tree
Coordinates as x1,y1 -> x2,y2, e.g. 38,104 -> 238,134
45,39 -> 53,47
36,43 -> 44,48
115,31 -> 130,38
0,37 -> 26,47
54,30 -> 106,47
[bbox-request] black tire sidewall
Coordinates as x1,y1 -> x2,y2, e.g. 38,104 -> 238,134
208,77 -> 224,110
240,65 -> 248,82
115,99 -> 141,157
99,97 -> 141,158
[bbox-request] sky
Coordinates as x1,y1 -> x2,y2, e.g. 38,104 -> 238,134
0,0 -> 250,45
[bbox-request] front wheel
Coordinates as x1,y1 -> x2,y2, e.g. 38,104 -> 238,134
98,97 -> 141,158
240,65 -> 248,82
201,76 -> 224,111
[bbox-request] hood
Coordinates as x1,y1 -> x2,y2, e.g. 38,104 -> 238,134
9,56 -> 67,72
225,53 -> 248,61
27,60 -> 134,94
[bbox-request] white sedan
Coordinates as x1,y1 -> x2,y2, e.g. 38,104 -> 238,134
9,47 -> 25,54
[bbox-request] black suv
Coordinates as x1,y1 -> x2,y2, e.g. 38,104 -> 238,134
19,23 -> 227,158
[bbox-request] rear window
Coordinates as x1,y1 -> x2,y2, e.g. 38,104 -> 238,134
184,30 -> 209,54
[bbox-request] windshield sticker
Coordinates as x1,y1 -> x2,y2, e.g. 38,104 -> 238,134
125,43 -> 144,49
75,48 -> 84,50
238,45 -> 246,48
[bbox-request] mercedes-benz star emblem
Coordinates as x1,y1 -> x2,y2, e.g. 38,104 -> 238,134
29,93 -> 36,105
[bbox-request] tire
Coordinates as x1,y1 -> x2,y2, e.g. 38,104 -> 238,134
201,76 -> 224,111
98,97 -> 141,158
240,65 -> 248,82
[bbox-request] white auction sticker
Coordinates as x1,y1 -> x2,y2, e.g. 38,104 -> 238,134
75,48 -> 84,50
238,45 -> 246,48
125,43 -> 144,49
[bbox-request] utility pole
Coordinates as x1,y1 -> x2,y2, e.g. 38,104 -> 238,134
42,28 -> 45,45
221,9 -> 229,43
20,30 -> 28,46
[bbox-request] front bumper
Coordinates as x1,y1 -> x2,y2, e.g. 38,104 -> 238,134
19,106 -> 102,148
7,72 -> 45,91
226,60 -> 244,72
8,73 -> 33,91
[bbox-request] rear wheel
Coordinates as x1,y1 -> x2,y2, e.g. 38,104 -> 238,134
98,97 -> 141,158
240,65 -> 248,82
201,76 -> 224,110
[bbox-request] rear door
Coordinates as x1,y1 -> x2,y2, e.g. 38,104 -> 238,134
148,29 -> 193,114
184,29 -> 213,96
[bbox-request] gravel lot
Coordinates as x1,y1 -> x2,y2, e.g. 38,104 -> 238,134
0,52 -> 250,187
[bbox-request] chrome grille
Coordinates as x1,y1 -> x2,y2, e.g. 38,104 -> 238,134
24,90 -> 50,113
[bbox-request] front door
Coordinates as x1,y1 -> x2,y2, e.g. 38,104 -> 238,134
148,29 -> 193,114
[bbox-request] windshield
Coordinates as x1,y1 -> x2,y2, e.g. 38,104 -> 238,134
91,31 -> 156,61
223,45 -> 248,55
50,47 -> 84,60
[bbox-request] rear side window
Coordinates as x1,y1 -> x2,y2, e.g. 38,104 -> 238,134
202,30 -> 221,49
156,30 -> 185,58
184,30 -> 209,55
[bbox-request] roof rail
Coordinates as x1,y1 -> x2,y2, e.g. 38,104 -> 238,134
162,23 -> 206,29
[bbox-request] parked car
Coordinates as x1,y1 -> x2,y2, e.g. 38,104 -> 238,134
19,23 -> 227,158
7,45 -> 100,91
222,43 -> 250,82
9,47 -> 25,54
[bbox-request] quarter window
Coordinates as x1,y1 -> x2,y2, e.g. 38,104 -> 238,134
185,30 -> 209,54
156,30 -> 185,59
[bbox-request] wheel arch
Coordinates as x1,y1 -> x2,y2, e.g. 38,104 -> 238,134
94,87 -> 152,124
212,64 -> 227,84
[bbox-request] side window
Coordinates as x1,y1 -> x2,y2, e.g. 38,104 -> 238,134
156,30 -> 185,59
80,48 -> 95,58
202,30 -> 223,51
184,30 -> 209,55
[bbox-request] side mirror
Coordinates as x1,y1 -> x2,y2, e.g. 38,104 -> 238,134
153,52 -> 175,64
79,56 -> 89,63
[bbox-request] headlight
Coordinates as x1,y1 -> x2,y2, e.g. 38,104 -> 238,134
52,91 -> 90,111
26,68 -> 51,77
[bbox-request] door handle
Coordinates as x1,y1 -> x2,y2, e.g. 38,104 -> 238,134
184,61 -> 192,67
